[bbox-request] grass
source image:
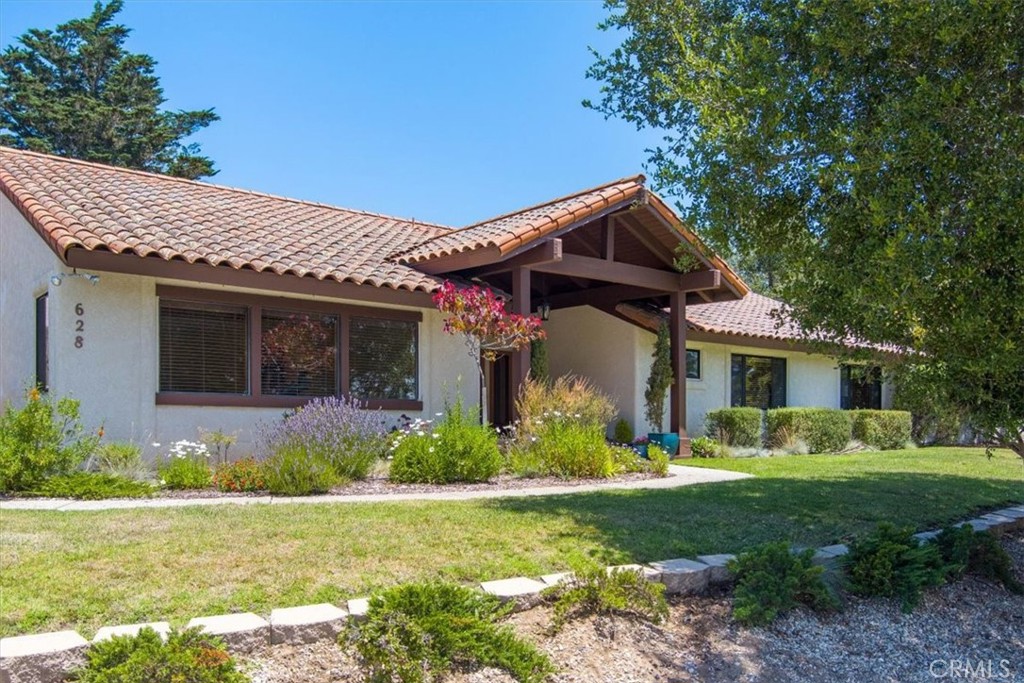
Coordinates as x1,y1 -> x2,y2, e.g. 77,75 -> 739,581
1,447 -> 1020,638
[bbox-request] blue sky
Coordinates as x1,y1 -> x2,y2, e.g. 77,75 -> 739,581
0,1 -> 666,226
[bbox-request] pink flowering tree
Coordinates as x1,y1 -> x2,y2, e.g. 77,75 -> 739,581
433,280 -> 546,424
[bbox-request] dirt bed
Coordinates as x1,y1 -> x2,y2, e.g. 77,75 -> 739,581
244,532 -> 1024,683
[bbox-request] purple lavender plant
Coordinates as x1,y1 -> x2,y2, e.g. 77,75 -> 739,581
257,396 -> 388,480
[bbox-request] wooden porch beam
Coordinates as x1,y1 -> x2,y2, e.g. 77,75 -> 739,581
669,290 -> 691,455
678,268 -> 721,292
508,267 -> 531,423
545,284 -> 668,311
464,239 -> 563,278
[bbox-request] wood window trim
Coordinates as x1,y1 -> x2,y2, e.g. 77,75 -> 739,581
156,286 -> 423,410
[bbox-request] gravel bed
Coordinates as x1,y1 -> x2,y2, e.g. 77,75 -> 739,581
1,472 -> 664,502
242,531 -> 1024,683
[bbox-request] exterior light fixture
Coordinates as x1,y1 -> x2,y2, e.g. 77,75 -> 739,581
536,301 -> 551,321
49,271 -> 100,286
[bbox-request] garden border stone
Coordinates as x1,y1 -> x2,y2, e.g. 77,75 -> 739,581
186,613 -> 269,654
93,622 -> 171,642
0,631 -> 89,683
346,598 -> 370,622
269,604 -> 348,645
647,558 -> 710,595
696,554 -> 736,584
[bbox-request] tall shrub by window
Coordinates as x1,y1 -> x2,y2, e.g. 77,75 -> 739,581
731,354 -> 786,409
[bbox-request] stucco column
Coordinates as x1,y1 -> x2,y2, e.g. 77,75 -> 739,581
508,267 -> 531,422
669,290 -> 691,456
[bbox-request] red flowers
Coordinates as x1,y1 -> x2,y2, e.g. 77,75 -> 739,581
433,281 -> 545,361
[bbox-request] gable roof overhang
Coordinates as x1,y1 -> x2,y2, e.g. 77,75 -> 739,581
394,176 -> 749,308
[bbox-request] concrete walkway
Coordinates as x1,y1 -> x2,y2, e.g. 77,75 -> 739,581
0,465 -> 751,512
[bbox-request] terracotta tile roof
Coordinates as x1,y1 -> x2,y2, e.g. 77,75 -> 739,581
0,147 -> 451,292
394,176 -> 646,264
617,293 -> 896,352
685,292 -> 803,341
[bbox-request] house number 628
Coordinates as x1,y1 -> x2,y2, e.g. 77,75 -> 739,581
74,303 -> 84,348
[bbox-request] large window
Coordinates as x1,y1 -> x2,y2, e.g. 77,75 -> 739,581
841,364 -> 882,410
350,318 -> 418,400
157,287 -> 420,408
731,354 -> 786,409
159,302 -> 249,394
261,310 -> 338,397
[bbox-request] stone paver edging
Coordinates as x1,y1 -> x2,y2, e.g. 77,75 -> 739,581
0,465 -> 751,512
3,503 -> 1021,683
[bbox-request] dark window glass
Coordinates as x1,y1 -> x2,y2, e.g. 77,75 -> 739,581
35,294 -> 48,391
731,354 -> 786,409
686,349 -> 701,380
159,302 -> 248,393
261,310 -> 338,396
350,318 -> 418,400
841,365 -> 882,410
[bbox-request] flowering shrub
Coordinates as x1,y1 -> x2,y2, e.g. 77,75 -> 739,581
0,387 -> 101,492
515,377 -> 615,441
433,281 -> 545,363
157,441 -> 212,490
390,398 -> 502,484
212,458 -> 266,493
258,396 -> 387,480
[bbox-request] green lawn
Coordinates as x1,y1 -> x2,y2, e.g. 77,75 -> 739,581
1,447 -> 1020,638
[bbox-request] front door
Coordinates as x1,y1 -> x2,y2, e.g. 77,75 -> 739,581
488,354 -> 511,428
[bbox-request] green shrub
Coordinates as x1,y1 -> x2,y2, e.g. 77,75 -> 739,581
765,408 -> 852,454
92,441 -> 148,480
645,444 -> 670,476
704,408 -> 762,447
525,417 -> 613,479
157,441 -> 213,490
729,543 -> 839,626
262,443 -> 340,495
844,523 -> 946,612
0,388 -> 100,492
530,339 -> 549,383
850,410 -> 913,450
75,626 -> 247,683
212,458 -> 267,493
644,322 -> 674,431
390,398 -> 501,484
932,525 -> 1023,594
613,418 -> 634,444
29,472 -> 154,500
351,582 -> 554,683
545,565 -> 668,632
690,435 -> 720,458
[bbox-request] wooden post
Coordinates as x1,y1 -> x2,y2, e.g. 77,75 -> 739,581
669,291 -> 691,456
509,267 -> 531,423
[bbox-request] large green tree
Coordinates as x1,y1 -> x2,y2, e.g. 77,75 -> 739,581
0,0 -> 219,179
586,0 -> 1023,458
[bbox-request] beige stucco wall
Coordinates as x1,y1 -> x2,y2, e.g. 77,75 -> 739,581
0,195 -> 66,405
0,196 -> 478,457
544,301 -> 882,438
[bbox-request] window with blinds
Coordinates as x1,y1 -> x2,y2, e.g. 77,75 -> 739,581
159,302 -> 248,393
731,354 -> 786,409
349,317 -> 418,400
261,310 -> 338,396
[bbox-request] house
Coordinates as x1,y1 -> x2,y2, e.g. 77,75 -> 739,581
0,147 -> 891,456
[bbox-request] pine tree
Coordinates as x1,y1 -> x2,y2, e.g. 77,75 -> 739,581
0,1 -> 219,179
